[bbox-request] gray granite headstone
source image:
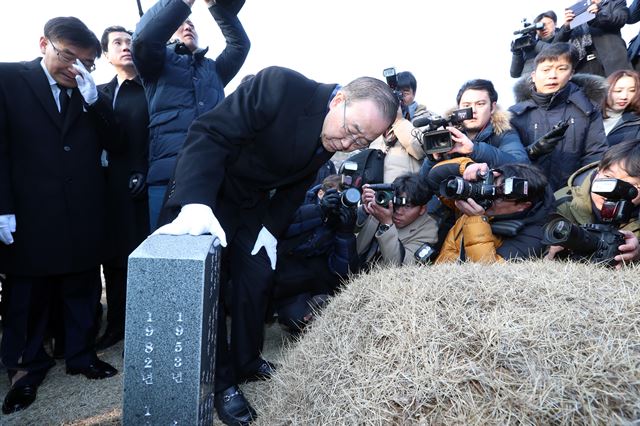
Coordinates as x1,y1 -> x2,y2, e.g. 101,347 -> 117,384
122,234 -> 220,425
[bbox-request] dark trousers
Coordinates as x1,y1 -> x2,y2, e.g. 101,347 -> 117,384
102,257 -> 127,333
214,226 -> 274,392
0,267 -> 102,387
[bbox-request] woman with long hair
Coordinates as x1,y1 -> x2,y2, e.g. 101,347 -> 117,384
602,69 -> 640,146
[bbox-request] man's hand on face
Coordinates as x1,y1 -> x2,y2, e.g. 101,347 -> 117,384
454,198 -> 486,217
614,230 -> 640,269
446,126 -> 474,156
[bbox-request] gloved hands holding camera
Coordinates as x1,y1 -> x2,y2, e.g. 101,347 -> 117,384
336,205 -> 357,233
320,189 -> 341,223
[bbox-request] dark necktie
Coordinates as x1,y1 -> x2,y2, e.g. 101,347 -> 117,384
57,84 -> 70,116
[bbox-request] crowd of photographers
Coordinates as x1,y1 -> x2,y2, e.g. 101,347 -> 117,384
2,1 -> 640,424
278,6 -> 640,333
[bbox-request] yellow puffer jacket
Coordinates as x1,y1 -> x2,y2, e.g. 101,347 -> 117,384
435,215 -> 505,263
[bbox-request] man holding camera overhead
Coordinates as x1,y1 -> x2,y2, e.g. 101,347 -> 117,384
510,11 -> 557,78
545,140 -> 640,268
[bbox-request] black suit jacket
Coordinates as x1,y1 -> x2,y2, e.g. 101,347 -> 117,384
0,58 -> 119,275
98,76 -> 150,259
165,66 -> 336,237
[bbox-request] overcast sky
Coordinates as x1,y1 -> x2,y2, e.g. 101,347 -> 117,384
2,1 -> 639,113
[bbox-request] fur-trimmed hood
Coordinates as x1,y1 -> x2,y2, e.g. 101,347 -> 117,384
443,105 -> 513,136
512,72 -> 608,105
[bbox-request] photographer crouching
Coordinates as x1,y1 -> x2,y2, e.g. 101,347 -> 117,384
271,174 -> 359,334
427,159 -> 553,263
356,173 -> 438,266
544,140 -> 640,268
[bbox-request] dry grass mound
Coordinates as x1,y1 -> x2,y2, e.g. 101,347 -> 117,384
254,261 -> 640,425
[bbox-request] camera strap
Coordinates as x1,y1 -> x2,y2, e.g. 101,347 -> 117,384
490,219 -> 525,237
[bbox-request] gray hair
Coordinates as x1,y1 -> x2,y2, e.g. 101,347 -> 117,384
341,77 -> 399,126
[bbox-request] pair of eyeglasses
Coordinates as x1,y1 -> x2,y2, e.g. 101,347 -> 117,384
342,102 -> 371,149
49,39 -> 96,72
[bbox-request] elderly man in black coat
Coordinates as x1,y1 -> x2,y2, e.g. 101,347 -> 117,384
0,17 -> 120,414
156,65 -> 399,425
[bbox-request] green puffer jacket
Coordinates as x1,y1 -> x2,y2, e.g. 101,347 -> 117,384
553,162 -> 640,237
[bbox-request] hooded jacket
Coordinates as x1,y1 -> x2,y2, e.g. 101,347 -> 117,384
553,163 -> 640,237
509,73 -> 609,191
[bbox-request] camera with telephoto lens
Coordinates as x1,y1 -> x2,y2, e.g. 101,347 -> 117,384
412,107 -> 473,155
383,67 -> 403,103
336,161 -> 363,207
511,19 -> 544,51
542,178 -> 639,266
439,169 -> 529,210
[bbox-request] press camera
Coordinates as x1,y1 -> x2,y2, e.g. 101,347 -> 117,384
412,107 -> 473,155
337,160 -> 363,207
439,169 -> 529,209
364,183 -> 413,208
542,178 -> 639,266
383,67 -> 403,103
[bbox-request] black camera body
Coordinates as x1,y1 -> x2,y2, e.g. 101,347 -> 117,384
512,20 -> 543,51
383,67 -> 403,104
542,178 -> 639,266
367,183 -> 396,207
337,160 -> 362,207
542,217 -> 624,266
439,169 -> 529,210
412,107 -> 473,155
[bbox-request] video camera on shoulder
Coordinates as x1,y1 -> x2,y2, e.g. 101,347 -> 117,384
383,67 -> 403,103
412,107 -> 473,155
511,19 -> 543,51
439,169 -> 529,210
542,178 -> 639,266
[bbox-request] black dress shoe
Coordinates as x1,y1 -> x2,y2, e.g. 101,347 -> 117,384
2,385 -> 38,415
95,329 -> 124,350
243,359 -> 277,383
214,385 -> 256,426
66,359 -> 118,379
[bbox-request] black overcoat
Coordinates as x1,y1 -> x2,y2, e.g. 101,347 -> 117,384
165,66 -> 336,237
98,76 -> 150,260
0,58 -> 119,275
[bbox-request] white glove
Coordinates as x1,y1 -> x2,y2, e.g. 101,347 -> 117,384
73,59 -> 98,105
153,203 -> 227,247
0,214 -> 16,245
251,226 -> 278,270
